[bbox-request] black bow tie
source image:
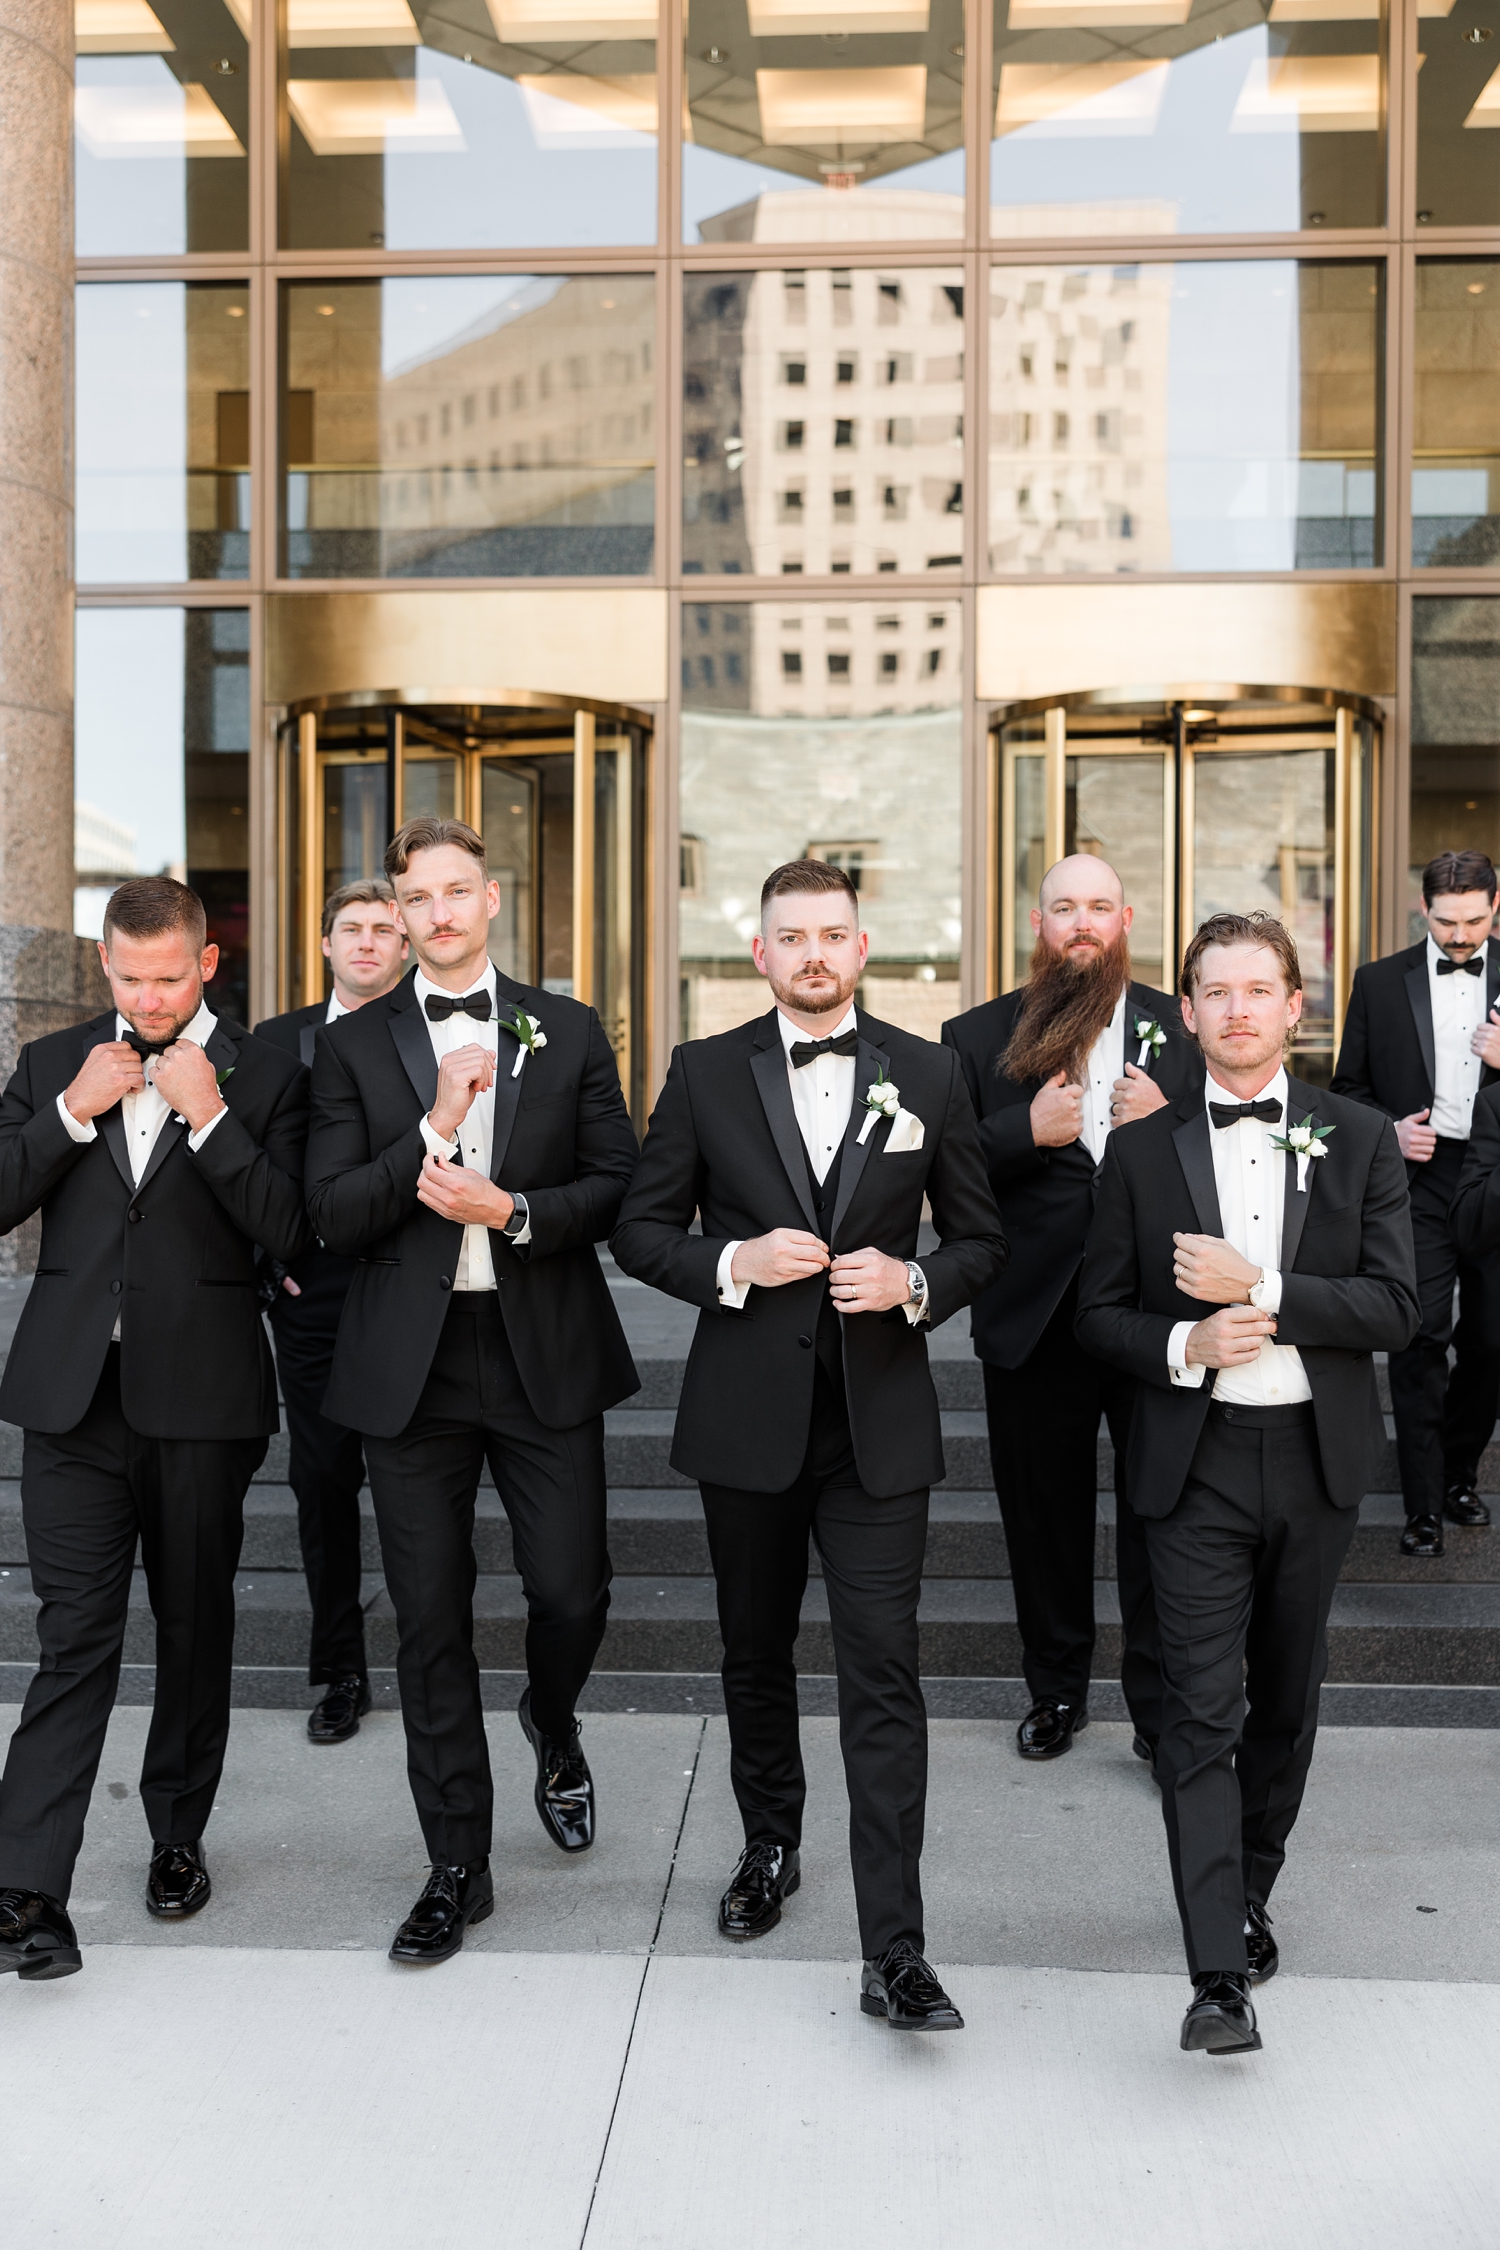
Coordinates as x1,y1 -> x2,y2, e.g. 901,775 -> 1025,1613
424,991 -> 492,1023
121,1030 -> 174,1059
1437,955 -> 1484,976
789,1029 -> 860,1068
1209,1098 -> 1283,1129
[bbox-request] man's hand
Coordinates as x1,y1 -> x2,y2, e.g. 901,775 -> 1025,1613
1110,1063 -> 1168,1127
1395,1107 -> 1437,1163
281,1275 -> 303,1297
1172,1231 -> 1262,1306
1030,1071 -> 1085,1148
429,1044 -> 496,1140
828,1246 -> 913,1314
416,1152 -> 514,1229
1184,1304 -> 1277,1369
1473,1007 -> 1500,1070
730,1230 -> 830,1290
151,1041 -> 225,1133
62,1041 -> 145,1124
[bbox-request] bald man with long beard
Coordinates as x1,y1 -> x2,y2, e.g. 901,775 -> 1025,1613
944,857 -> 1203,1764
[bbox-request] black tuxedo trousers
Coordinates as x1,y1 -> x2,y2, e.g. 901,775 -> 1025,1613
269,1255 -> 368,1686
362,1292 -> 611,1865
0,1347 -> 265,1902
1388,1138 -> 1500,1516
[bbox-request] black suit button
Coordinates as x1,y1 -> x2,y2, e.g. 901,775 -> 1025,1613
128,1209 -> 142,1223
440,1276 -> 451,1291
110,1280 -> 122,1295
798,1334 -> 812,1348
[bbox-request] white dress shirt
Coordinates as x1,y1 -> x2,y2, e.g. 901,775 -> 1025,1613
55,998 -> 229,1338
325,990 -> 351,1025
1079,991 -> 1127,1164
1166,1065 -> 1312,1406
1428,934 -> 1490,1141
716,1005 -> 927,1322
414,961 -> 533,1288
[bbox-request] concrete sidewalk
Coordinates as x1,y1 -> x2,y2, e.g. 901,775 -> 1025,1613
4,1706 -> 1499,2247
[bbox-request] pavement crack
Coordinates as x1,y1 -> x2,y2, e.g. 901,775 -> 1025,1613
578,1712 -> 707,2248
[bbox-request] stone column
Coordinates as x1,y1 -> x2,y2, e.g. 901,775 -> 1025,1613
0,0 -> 109,1271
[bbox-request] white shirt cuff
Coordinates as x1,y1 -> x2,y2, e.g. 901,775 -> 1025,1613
717,1240 -> 750,1310
1248,1267 -> 1282,1314
187,1105 -> 229,1152
421,1114 -> 459,1162
1168,1319 -> 1206,1388
56,1092 -> 96,1144
902,1261 -> 930,1325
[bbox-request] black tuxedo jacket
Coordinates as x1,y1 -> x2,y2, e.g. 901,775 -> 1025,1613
942,980 -> 1204,1368
255,1000 -> 356,1313
609,1008 -> 1008,1498
305,968 -> 640,1437
256,998 -> 327,1072
1447,1085 -> 1500,1344
1331,940 -> 1500,1141
0,1010 -> 311,1439
1075,1078 -> 1418,1515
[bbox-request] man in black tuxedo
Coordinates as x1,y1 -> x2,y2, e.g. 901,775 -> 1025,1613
0,878 -> 310,1983
612,861 -> 1006,2031
944,854 -> 1202,1765
306,816 -> 639,1967
1332,849 -> 1500,1558
255,878 -> 408,1745
1078,912 -> 1417,2055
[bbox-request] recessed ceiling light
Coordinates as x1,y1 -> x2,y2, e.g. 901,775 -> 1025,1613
74,82 -> 244,155
74,0 -> 173,51
756,65 -> 927,144
747,0 -> 929,34
318,302 -> 335,314
1464,61 -> 1500,124
1007,0 -> 1188,27
1468,280 -> 1487,292
517,73 -> 657,138
221,0 -> 420,42
486,0 -> 657,41
288,78 -> 465,153
995,60 -> 1168,135
226,303 -> 245,315
1233,55 -> 1386,133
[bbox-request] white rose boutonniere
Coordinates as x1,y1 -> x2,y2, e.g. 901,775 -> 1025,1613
1133,1016 -> 1167,1069
503,1007 -> 547,1079
858,1068 -> 901,1144
1270,1117 -> 1334,1193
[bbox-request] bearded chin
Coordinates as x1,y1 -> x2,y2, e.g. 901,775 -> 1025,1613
1001,929 -> 1131,1085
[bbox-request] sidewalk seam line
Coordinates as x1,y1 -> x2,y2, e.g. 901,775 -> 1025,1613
578,1711 -> 708,2248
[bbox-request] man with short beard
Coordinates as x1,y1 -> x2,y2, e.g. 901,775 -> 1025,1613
944,855 -> 1202,1765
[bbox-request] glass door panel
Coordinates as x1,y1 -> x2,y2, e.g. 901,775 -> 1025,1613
479,759 -> 540,988
401,747 -> 461,824
320,749 -> 387,892
1066,753 -> 1169,994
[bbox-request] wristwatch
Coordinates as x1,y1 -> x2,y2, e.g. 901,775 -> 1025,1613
904,1259 -> 929,1316
501,1192 -> 529,1240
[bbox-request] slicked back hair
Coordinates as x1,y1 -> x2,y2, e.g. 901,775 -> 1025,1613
1422,849 -> 1497,906
760,858 -> 859,917
102,875 -> 207,954
1180,910 -> 1303,999
385,817 -> 488,882
321,876 -> 398,940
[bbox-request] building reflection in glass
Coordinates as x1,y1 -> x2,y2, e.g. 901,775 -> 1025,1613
679,600 -> 961,1041
1413,261 -> 1500,570
281,275 -> 656,577
1410,598 -> 1500,933
1418,0 -> 1500,229
75,0 -> 250,254
988,258 -> 1381,573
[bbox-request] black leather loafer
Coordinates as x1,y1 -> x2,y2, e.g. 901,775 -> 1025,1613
861,1941 -> 964,2030
389,1859 -> 494,1965
718,1840 -> 800,1942
1400,1513 -> 1445,1558
1444,1485 -> 1492,1529
146,1840 -> 211,1920
1181,1971 -> 1262,2054
1016,1699 -> 1088,1761
1245,1901 -> 1278,1983
307,1676 -> 373,1744
1132,1731 -> 1158,1769
0,1889 -> 82,1980
518,1686 -> 594,1852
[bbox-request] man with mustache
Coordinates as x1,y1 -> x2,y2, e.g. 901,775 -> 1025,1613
944,855 -> 1203,1765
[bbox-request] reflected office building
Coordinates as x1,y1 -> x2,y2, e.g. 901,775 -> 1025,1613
60,0 -> 1500,1106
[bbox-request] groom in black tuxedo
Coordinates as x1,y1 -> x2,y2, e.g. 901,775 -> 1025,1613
306,816 -> 639,1966
612,860 -> 1006,2031
1077,911 -> 1416,2055
0,878 -> 310,1982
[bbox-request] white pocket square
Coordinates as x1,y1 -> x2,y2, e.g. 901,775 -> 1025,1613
883,1106 -> 924,1153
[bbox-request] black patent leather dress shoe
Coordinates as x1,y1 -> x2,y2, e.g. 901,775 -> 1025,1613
1181,1971 -> 1262,2054
0,1889 -> 81,1980
1016,1699 -> 1088,1760
389,1859 -> 494,1965
1400,1513 -> 1445,1558
861,1941 -> 964,2031
146,1841 -> 211,1920
1245,1901 -> 1278,1983
1445,1484 -> 1492,1529
518,1686 -> 594,1852
1132,1731 -> 1158,1767
718,1840 -> 800,1942
307,1676 -> 373,1744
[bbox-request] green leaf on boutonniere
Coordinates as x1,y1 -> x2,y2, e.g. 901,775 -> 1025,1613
215,1065 -> 235,1088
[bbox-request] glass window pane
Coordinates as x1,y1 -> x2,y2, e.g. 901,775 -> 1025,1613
281,6 -> 655,250
282,276 -> 655,578
991,0 -> 1385,238
684,267 -> 963,577
76,606 -> 252,1022
77,282 -> 250,586
682,0 -> 964,246
988,259 -> 1381,574
1417,5 -> 1500,228
1413,261 -> 1500,571
1410,598 -> 1500,937
1067,752 -> 1164,988
76,0 -> 248,254
679,599 -> 962,1039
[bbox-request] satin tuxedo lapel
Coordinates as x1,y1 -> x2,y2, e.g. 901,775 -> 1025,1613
388,982 -> 438,1114
299,1022 -> 317,1068
748,1014 -> 818,1231
77,1015 -> 137,1195
1404,958 -> 1437,1101
1279,1079 -> 1327,1270
830,1029 -> 888,1244
1485,947 -> 1500,1090
488,972 -> 530,1183
1171,1098 -> 1223,1237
